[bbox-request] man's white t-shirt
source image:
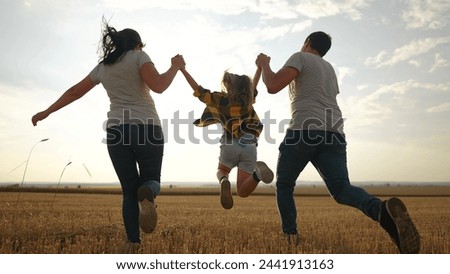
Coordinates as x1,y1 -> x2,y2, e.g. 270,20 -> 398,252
284,52 -> 344,134
89,50 -> 161,128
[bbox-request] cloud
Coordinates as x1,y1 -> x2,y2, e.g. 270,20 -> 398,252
427,102 -> 450,113
101,0 -> 296,20
100,0 -> 373,22
258,24 -> 293,41
294,0 -> 371,20
335,66 -> 355,85
292,20 -> 313,33
402,0 -> 450,30
341,80 -> 450,129
341,95 -> 392,129
356,84 -> 369,91
429,53 -> 449,72
100,0 -> 261,15
100,0 -> 188,12
365,37 -> 450,68
408,60 -> 421,67
250,0 -> 299,20
367,80 -> 449,101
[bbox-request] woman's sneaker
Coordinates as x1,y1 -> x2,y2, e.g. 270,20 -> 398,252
255,161 -> 274,184
220,178 -> 233,210
379,197 -> 420,253
137,185 -> 157,233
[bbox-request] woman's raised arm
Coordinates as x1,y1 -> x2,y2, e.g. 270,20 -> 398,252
140,54 -> 185,93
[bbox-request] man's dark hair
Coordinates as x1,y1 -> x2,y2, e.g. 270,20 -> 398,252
306,31 -> 332,57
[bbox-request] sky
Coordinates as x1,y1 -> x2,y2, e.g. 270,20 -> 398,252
0,0 -> 449,186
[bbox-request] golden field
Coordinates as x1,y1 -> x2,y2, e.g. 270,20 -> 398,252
0,185 -> 449,254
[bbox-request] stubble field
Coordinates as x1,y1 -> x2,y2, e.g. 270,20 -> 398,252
0,186 -> 449,254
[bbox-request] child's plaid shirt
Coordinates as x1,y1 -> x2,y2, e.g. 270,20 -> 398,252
193,86 -> 263,139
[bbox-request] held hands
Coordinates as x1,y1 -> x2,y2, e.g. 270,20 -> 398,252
171,54 -> 186,70
255,53 -> 271,67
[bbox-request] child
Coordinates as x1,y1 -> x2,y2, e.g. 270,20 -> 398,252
181,66 -> 274,209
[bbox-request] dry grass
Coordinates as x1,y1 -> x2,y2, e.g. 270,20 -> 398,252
0,188 -> 449,254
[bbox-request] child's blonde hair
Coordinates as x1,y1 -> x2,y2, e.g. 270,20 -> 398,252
222,72 -> 254,106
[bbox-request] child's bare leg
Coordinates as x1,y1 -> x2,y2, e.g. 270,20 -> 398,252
236,162 -> 274,197
216,163 -> 231,182
236,168 -> 259,197
217,163 -> 233,209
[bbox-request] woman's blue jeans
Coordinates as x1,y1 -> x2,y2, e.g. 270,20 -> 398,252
107,124 -> 164,243
276,130 -> 382,235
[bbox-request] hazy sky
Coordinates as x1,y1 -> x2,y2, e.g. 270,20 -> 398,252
1,0 -> 449,185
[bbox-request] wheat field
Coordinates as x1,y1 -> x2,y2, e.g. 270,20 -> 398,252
0,187 -> 449,254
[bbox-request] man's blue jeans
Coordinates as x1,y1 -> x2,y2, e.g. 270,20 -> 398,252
276,130 -> 382,235
107,124 -> 164,243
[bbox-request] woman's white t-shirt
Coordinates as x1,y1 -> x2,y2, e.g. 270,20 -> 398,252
89,50 -> 161,128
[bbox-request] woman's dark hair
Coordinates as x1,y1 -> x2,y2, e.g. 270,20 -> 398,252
306,31 -> 332,57
99,20 -> 144,65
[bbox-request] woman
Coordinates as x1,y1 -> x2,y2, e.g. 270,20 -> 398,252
32,21 -> 185,246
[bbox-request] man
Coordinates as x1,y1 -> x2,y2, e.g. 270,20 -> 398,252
255,31 -> 420,253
